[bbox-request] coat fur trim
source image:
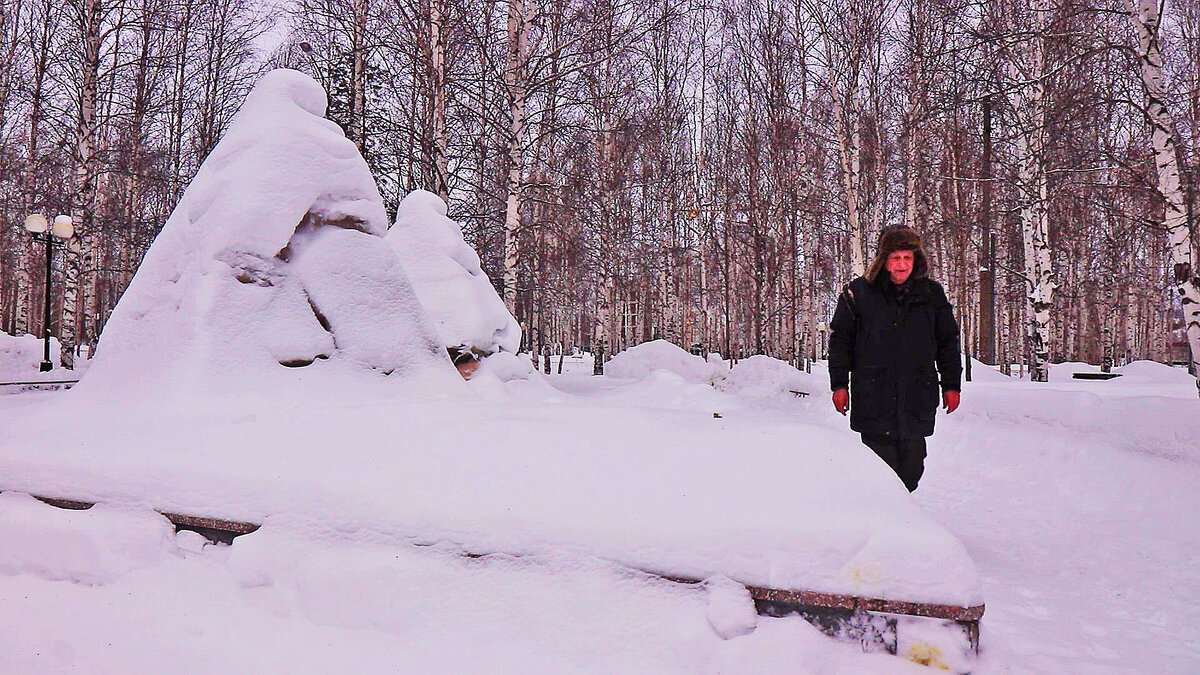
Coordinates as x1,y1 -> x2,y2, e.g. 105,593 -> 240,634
865,228 -> 930,283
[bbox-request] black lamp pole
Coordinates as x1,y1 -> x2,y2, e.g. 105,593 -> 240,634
25,213 -> 72,372
40,231 -> 53,371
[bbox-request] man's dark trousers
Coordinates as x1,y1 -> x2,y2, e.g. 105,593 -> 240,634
860,433 -> 926,492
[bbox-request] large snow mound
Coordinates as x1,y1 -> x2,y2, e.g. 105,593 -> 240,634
385,190 -> 520,356
606,340 -> 720,383
0,388 -> 983,607
78,69 -> 462,402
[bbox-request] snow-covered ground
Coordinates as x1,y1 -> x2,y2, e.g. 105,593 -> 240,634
0,353 -> 1196,673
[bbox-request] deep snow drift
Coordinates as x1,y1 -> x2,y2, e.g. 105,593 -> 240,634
77,69 -> 462,403
1,355 -> 1196,672
384,189 -> 520,357
0,377 -> 983,608
0,492 -> 928,674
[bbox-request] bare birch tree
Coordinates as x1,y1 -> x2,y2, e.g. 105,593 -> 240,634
1003,0 -> 1056,382
1130,0 -> 1200,394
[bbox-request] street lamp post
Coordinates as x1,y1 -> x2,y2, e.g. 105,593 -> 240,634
23,213 -> 74,372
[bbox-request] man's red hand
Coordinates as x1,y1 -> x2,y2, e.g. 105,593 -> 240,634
832,389 -> 849,415
943,390 -> 960,414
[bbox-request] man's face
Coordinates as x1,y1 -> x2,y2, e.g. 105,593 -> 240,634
886,250 -> 914,284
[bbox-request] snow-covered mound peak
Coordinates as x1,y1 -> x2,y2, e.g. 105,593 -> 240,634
606,340 -> 721,383
397,188 -> 449,217
247,66 -> 329,117
79,69 -> 462,403
385,189 -> 520,356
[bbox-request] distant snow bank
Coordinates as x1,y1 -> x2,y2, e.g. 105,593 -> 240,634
603,342 -> 1199,462
0,332 -> 93,388
962,356 -> 1011,382
605,339 -> 721,382
1114,359 -> 1195,383
0,333 -> 60,380
713,355 -> 827,399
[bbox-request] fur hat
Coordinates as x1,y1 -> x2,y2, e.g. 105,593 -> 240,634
865,228 -> 929,283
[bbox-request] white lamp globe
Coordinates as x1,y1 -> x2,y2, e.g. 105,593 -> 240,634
24,214 -> 48,234
51,215 -> 74,239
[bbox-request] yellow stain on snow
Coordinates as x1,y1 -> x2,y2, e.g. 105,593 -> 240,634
907,643 -> 950,670
846,564 -> 882,590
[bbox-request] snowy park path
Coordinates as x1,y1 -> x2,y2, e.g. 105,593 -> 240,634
920,404 -> 1200,673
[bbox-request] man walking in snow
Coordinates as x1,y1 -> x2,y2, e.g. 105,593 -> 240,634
827,228 -> 961,492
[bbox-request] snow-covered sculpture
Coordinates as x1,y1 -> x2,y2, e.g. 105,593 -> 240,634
80,70 -> 462,401
384,190 -> 521,364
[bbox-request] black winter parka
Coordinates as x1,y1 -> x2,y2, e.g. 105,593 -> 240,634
828,276 -> 962,438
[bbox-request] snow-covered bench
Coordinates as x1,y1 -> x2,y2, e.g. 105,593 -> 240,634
16,489 -> 982,657
1,393 -> 985,663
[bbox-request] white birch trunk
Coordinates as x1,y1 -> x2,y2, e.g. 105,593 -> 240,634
903,0 -> 933,237
1122,283 -> 1134,364
1102,303 -> 1115,372
1009,1 -> 1055,383
1131,0 -> 1200,395
904,117 -> 920,232
699,237 -> 709,349
867,116 -> 886,247
60,244 -> 81,369
63,0 -> 102,369
501,0 -> 532,316
14,241 -> 31,336
835,94 -> 865,275
597,275 -> 615,367
168,0 -> 194,202
350,0 -> 368,152
430,0 -> 448,202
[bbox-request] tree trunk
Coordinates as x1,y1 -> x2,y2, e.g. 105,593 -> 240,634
350,0 -> 368,153
1131,0 -> 1200,394
63,0 -> 103,369
1009,2 -> 1055,383
168,0 -> 195,203
979,94 -> 995,363
501,0 -> 532,316
429,0 -> 448,202
835,94 -> 865,275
